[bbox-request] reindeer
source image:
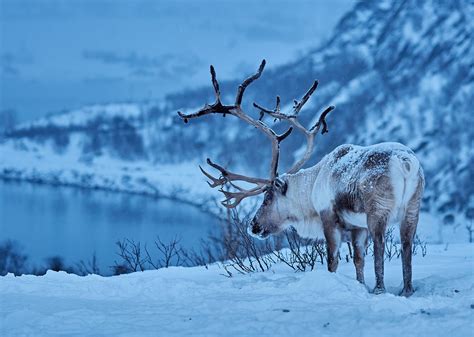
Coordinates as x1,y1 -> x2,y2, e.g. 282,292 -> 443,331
178,60 -> 425,297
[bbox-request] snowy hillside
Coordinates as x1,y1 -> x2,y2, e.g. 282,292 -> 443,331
1,0 -> 473,240
1,244 -> 472,337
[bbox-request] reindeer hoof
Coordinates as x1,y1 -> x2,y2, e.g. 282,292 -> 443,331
399,287 -> 414,297
373,286 -> 386,295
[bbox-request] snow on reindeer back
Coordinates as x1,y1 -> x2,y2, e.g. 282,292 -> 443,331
326,142 -> 417,188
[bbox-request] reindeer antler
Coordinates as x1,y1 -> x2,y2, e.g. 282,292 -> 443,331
178,60 -> 334,208
177,60 -> 292,208
253,80 -> 335,174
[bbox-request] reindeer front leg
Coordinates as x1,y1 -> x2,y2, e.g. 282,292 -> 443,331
321,210 -> 342,272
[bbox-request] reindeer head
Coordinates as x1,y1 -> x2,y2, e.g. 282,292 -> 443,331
178,60 -> 334,239
249,177 -> 289,239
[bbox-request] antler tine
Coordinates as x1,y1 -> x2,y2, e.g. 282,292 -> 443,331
265,125 -> 294,179
277,126 -> 293,142
209,65 -> 221,103
205,158 -> 269,185
235,59 -> 266,106
275,95 -> 281,112
293,80 -> 318,115
310,105 -> 335,134
199,165 -> 225,188
177,63 -> 232,123
199,159 -> 270,208
177,60 -> 266,123
258,95 -> 281,121
285,107 -> 333,174
219,185 -> 267,208
253,80 -> 335,174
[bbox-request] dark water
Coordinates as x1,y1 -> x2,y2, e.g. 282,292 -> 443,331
0,180 -> 218,273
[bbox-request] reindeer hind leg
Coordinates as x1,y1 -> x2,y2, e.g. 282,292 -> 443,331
367,212 -> 389,294
399,192 -> 421,297
351,228 -> 368,284
321,210 -> 342,273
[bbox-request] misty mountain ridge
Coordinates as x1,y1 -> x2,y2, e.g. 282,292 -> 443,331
1,0 -> 473,237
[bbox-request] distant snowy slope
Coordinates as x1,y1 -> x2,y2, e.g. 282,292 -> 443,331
1,0 -> 473,239
0,244 -> 472,337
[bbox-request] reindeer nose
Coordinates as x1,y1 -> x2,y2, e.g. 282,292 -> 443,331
250,219 -> 262,235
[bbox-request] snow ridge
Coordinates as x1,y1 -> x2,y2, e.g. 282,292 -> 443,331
0,244 -> 472,337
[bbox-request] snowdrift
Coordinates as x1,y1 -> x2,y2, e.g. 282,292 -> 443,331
1,244 -> 472,337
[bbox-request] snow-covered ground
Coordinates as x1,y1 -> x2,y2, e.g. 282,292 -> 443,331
1,244 -> 473,337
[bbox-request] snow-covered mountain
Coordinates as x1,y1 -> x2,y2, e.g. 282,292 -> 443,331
1,0 -> 473,239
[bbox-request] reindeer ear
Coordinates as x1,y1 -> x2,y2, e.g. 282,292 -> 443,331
273,178 -> 288,196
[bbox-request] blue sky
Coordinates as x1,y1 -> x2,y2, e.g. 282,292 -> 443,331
0,0 -> 353,122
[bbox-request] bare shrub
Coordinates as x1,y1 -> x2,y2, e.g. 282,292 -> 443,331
45,256 -> 74,273
384,226 -> 401,261
367,226 -> 427,260
19,214 -> 426,277
75,253 -> 100,275
112,264 -> 131,276
180,241 -> 218,268
113,236 -> 191,275
114,239 -> 150,273
215,213 -> 429,277
272,229 -> 326,272
215,211 -> 329,276
0,240 -> 28,276
0,215 -> 429,277
466,221 -> 474,243
218,212 -> 275,277
146,236 -> 186,269
413,235 -> 427,257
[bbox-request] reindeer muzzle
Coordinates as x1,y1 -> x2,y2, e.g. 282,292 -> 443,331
248,220 -> 270,240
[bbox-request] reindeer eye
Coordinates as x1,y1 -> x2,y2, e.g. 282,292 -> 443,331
274,179 -> 288,196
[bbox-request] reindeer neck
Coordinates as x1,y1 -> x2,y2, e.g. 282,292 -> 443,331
282,163 -> 321,219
